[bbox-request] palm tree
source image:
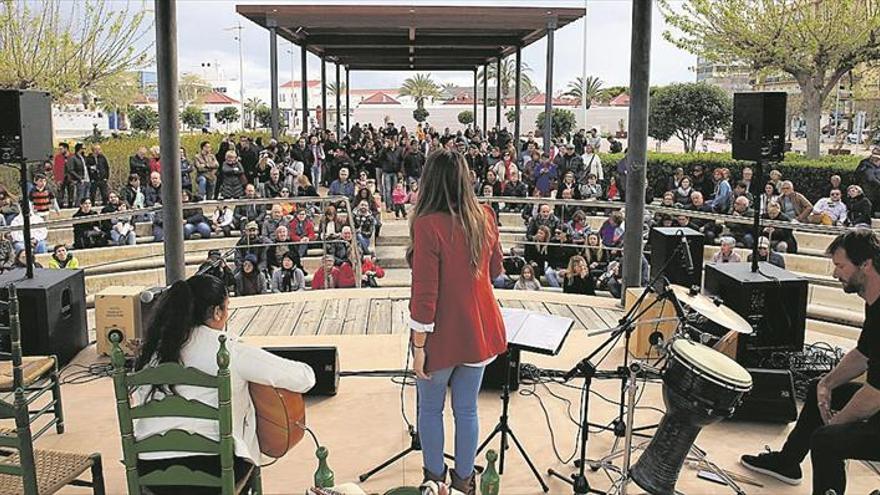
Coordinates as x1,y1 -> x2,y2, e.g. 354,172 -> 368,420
478,59 -> 536,106
564,76 -> 603,108
398,73 -> 441,110
328,82 -> 347,100
243,97 -> 263,129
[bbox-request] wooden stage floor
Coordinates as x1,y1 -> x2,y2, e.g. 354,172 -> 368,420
31,290 -> 880,494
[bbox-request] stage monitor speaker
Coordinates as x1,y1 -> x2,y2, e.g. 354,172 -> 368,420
732,92 -> 787,162
704,262 -> 807,359
95,286 -> 148,356
649,227 -> 704,289
0,268 -> 88,366
481,348 -> 521,391
261,346 -> 339,396
0,90 -> 54,163
728,368 -> 798,423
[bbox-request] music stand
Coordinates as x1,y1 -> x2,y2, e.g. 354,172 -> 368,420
476,308 -> 575,493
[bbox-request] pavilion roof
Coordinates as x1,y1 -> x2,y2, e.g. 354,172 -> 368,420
236,2 -> 584,71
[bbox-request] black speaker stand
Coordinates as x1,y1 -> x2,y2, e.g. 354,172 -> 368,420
358,422 -> 456,483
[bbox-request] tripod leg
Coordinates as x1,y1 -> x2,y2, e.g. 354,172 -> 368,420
359,446 -> 416,482
506,428 -> 549,492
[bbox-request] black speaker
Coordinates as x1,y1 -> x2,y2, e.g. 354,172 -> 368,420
481,349 -> 521,391
732,92 -> 787,162
0,268 -> 88,366
649,227 -> 704,288
0,90 -> 54,163
729,368 -> 798,423
704,262 -> 807,358
261,346 -> 339,396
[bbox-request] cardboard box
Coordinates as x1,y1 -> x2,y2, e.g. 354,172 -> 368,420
95,286 -> 147,356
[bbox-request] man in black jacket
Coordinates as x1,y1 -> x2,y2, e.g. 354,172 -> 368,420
65,143 -> 88,207
378,139 -> 401,211
234,184 -> 267,231
129,146 -> 149,184
86,144 -> 110,205
237,136 -> 259,183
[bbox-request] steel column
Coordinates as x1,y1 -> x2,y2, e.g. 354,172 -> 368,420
154,0 -> 184,283
482,63 -> 488,137
321,58 -> 327,130
495,56 -> 502,130
268,20 -> 279,139
543,17 -> 557,153
622,0 -> 653,299
473,68 -> 478,134
345,66 -> 351,133
335,63 -> 342,137
515,46 -> 522,144
301,45 -> 309,134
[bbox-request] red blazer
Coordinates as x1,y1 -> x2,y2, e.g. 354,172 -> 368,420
310,266 -> 339,290
410,205 -> 507,373
337,263 -> 357,288
289,218 -> 316,242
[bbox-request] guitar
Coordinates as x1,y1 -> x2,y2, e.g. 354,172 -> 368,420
248,382 -> 306,458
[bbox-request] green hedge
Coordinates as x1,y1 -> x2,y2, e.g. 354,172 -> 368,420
599,152 -> 864,203
0,131 -> 272,195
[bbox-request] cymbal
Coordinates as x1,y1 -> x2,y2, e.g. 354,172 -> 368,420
669,285 -> 753,334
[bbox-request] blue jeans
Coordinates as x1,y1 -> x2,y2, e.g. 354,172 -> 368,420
545,266 -> 562,288
111,230 -> 136,245
356,232 -> 371,254
184,222 -> 212,240
197,175 -> 215,200
13,240 -> 46,254
311,163 -> 322,188
382,172 -> 397,210
417,364 -> 486,480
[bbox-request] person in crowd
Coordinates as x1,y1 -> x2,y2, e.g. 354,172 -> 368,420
86,144 -> 110,205
237,136 -> 259,183
234,222 -> 269,275
211,204 -> 235,238
846,185 -> 873,227
261,204 -> 290,239
318,205 -> 343,242
732,181 -> 754,205
179,146 -> 194,194
667,167 -> 685,192
600,255 -> 650,299
266,225 -> 298,275
11,248 -> 41,269
558,171 -> 581,201
501,169 -> 528,211
763,201 -> 798,253
728,196 -> 756,248
28,174 -> 56,216
328,167 -> 356,203
513,263 -> 541,291
561,255 -> 596,295
289,209 -> 317,258
357,253 -> 386,288
109,202 -> 137,246
554,187 -> 577,221
747,236 -> 786,269
408,149 -> 505,495
708,167 -> 732,213
580,173 -> 603,202
72,198 -> 107,249
182,190 -> 211,240
554,143 -> 584,181
711,237 -> 741,263
584,232 -> 608,278
262,167 -> 285,199
673,176 -> 694,207
65,143 -> 88,207
120,173 -> 146,211
99,191 -> 122,233
690,164 -> 713,199
741,229 -> 880,495
524,225 -> 551,276
53,142 -> 70,207
605,175 -> 622,201
129,146 -> 149,185
252,151 -> 273,189
607,135 -> 623,153
144,172 -> 162,207
353,200 -> 377,253
740,166 -> 755,194
855,148 -> 880,212
234,184 -> 266,231
198,250 -> 235,291
778,180 -> 813,223
308,135 -> 326,188
0,187 -> 17,227
271,251 -> 305,293
311,254 -> 340,290
403,142 -> 425,184
567,209 -> 591,246
148,145 -> 161,175
809,189 -> 848,226
392,182 -> 408,219
132,274 -> 313,493
822,174 -> 843,200
219,150 -> 245,200
759,182 -> 779,215
526,204 -> 560,241
194,141 -> 220,200
47,244 -> 79,269
234,254 -> 267,296
407,182 -> 420,213
767,169 -> 783,194
599,211 -> 625,247
580,143 -> 603,183
296,174 -> 319,198
687,191 -> 722,244
534,152 -> 557,197
544,227 -> 576,288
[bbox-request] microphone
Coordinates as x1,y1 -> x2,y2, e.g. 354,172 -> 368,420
648,331 -> 666,356
680,233 -> 694,276
139,286 -> 167,304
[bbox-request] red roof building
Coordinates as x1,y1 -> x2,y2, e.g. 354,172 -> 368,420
609,93 -> 630,107
360,92 -> 401,105
200,91 -> 239,105
281,79 -> 322,89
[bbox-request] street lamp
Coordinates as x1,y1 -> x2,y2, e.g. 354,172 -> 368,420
286,43 -> 296,129
224,22 -> 245,129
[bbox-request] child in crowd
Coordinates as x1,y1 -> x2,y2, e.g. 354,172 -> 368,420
513,264 -> 541,291
392,182 -> 407,218
47,244 -> 79,269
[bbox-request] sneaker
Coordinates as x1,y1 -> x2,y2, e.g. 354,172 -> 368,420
740,447 -> 802,485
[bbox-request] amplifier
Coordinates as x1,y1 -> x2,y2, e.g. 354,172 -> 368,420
481,349 -> 521,391
95,286 -> 148,356
704,262 -> 807,357
649,227 -> 704,289
729,368 -> 798,423
0,90 -> 53,163
261,346 -> 339,396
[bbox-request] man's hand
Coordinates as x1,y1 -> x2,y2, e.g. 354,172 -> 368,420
817,378 -> 833,424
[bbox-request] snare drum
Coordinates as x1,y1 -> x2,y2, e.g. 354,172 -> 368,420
631,338 -> 752,495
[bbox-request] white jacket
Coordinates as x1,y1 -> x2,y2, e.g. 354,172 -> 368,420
133,325 -> 316,463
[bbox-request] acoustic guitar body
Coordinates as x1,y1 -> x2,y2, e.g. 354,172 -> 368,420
249,382 -> 306,458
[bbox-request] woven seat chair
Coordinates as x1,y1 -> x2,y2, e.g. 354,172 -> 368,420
0,284 -> 104,495
110,332 -> 262,495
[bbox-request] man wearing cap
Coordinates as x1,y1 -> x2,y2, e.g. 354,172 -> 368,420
198,249 -> 234,290
234,221 -> 269,274
746,236 -> 785,269
553,143 -> 584,182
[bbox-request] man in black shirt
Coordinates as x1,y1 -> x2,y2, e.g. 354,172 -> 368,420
741,229 -> 880,494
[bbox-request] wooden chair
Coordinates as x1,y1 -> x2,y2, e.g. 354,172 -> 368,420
0,290 -> 64,440
110,332 -> 262,495
0,284 -> 104,494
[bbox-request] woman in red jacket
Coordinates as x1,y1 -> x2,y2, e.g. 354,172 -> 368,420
408,149 -> 507,495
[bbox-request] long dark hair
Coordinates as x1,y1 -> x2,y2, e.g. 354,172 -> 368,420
135,275 -> 228,371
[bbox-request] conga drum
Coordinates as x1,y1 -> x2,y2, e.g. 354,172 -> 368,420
630,338 -> 752,495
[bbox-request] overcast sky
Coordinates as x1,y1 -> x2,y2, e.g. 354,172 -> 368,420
140,0 -> 696,91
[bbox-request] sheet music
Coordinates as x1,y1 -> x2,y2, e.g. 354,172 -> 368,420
501,307 -> 574,355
